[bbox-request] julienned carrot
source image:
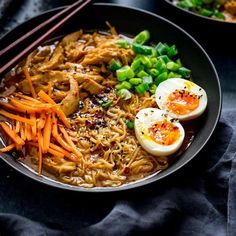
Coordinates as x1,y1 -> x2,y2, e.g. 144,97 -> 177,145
37,131 -> 43,175
0,110 -> 34,125
52,114 -> 73,152
42,114 -> 51,153
0,122 -> 25,146
54,106 -> 71,129
38,90 -> 55,104
30,113 -> 37,137
0,91 -> 83,174
29,141 -> 64,159
15,121 -> 21,133
10,98 -> 47,113
13,93 -> 42,103
20,123 -> 26,141
48,148 -> 64,158
59,125 -> 82,158
49,143 -> 78,162
25,123 -> 32,141
38,129 -> 43,149
0,143 -> 16,152
37,112 -> 46,130
38,90 -> 71,128
18,99 -> 53,109
23,57 -> 36,98
0,102 -> 23,113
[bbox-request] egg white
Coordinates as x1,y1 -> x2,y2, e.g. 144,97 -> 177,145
135,108 -> 185,156
155,78 -> 207,121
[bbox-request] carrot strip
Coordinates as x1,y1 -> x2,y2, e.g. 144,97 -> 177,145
20,123 -> 26,141
37,131 -> 43,175
0,143 -> 16,152
30,113 -> 37,137
52,115 -> 73,152
23,56 -> 36,98
52,105 -> 71,129
13,93 -> 41,103
0,122 -> 25,146
48,148 -> 64,158
19,99 -> 53,108
42,114 -> 51,153
37,112 -> 46,130
15,121 -> 21,133
0,110 -> 34,125
0,102 -> 24,113
49,143 -> 77,162
38,90 -> 55,104
25,123 -> 32,141
59,125 -> 82,158
10,99 -> 46,113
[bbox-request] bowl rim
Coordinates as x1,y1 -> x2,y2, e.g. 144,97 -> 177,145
164,0 -> 236,25
0,3 -> 222,193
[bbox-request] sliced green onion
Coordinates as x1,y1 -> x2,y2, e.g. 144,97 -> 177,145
137,70 -> 149,78
149,84 -> 157,94
133,30 -> 150,45
132,43 -> 153,55
135,83 -> 149,94
158,55 -> 171,64
176,58 -> 182,67
142,75 -> 153,85
140,56 -> 152,68
155,59 -> 166,73
102,100 -> 113,108
214,11 -> 225,19
200,9 -> 214,17
167,45 -> 178,58
108,59 -> 122,72
125,119 -> 134,129
116,66 -> 135,81
177,0 -> 194,9
116,39 -> 130,49
168,72 -> 182,79
156,42 -> 168,56
177,67 -> 191,78
150,57 -> 158,65
129,78 -> 142,85
156,72 -> 168,85
131,58 -> 142,72
166,61 -> 180,71
149,68 -> 159,77
116,89 -> 132,100
115,81 -> 132,90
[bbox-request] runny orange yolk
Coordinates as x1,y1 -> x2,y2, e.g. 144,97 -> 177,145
166,89 -> 199,115
148,120 -> 180,145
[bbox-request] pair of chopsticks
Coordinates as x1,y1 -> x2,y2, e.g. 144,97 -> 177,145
0,0 -> 91,76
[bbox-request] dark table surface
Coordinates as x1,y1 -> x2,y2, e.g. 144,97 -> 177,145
0,0 -> 236,235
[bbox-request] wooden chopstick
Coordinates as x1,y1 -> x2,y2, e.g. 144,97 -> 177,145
0,0 -> 91,76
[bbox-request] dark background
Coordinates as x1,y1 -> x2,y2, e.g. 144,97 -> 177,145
0,0 -> 235,234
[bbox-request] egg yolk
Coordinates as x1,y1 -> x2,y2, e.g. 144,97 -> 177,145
148,120 -> 180,145
166,89 -> 199,115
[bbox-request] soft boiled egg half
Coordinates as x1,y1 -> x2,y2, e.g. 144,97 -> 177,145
135,108 -> 185,156
155,78 -> 207,121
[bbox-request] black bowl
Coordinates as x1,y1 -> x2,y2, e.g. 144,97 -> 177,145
0,3 -> 221,192
164,0 -> 236,24
160,0 -> 236,48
